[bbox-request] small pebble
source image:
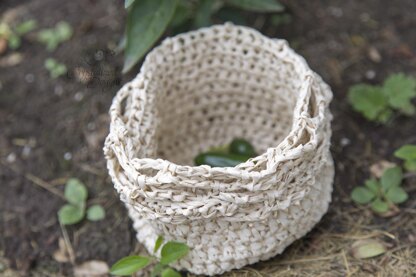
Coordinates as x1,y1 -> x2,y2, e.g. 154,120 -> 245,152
74,91 -> 84,101
64,152 -> 72,160
365,70 -> 376,80
340,137 -> 351,147
7,152 -> 16,163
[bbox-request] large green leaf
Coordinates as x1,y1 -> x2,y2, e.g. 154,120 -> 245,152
123,0 -> 177,73
394,144 -> 416,161
110,256 -> 150,276
160,241 -> 189,265
386,186 -> 408,204
58,204 -> 85,225
65,178 -> 88,205
382,73 -> 416,115
226,0 -> 284,13
351,186 -> 375,204
348,84 -> 389,122
380,166 -> 402,192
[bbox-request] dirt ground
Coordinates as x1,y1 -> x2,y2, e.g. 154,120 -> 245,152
1,0 -> 415,276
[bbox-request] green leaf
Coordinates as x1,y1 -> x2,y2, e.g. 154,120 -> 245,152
65,178 -> 88,205
348,84 -> 389,122
125,0 -> 135,9
162,268 -> 182,277
370,198 -> 389,213
226,0 -> 285,13
351,187 -> 375,204
351,239 -> 386,259
8,34 -> 21,49
154,235 -> 164,253
193,0 -> 214,28
364,179 -> 380,195
86,205 -> 105,221
382,73 -> 416,115
123,0 -> 177,73
55,21 -> 73,41
404,160 -> 416,172
15,19 -> 37,35
386,186 -> 408,204
394,144 -> 416,161
160,241 -> 189,265
58,204 -> 85,225
151,263 -> 165,277
380,166 -> 402,192
170,1 -> 193,28
110,256 -> 150,276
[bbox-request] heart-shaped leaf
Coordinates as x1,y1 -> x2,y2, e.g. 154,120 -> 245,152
370,198 -> 389,213
350,239 -> 386,259
65,178 -> 88,205
110,256 -> 150,276
351,187 -> 375,204
386,186 -> 408,204
160,241 -> 189,265
58,204 -> 85,225
86,205 -> 105,221
380,166 -> 402,192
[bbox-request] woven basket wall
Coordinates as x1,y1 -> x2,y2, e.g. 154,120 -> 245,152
104,23 -> 334,276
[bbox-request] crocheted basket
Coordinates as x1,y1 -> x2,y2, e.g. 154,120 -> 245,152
104,23 -> 334,275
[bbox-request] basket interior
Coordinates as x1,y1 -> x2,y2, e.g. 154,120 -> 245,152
143,32 -> 304,165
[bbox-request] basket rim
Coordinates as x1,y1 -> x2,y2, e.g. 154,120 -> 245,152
104,23 -> 332,181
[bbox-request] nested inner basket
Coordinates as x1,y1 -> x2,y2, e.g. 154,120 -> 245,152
143,36 -> 305,166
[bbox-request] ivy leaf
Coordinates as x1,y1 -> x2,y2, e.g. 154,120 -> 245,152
394,144 -> 416,161
364,179 -> 379,195
154,235 -> 164,253
65,178 -> 88,205
386,186 -> 408,204
86,205 -> 105,221
380,166 -> 402,192
350,239 -> 386,259
226,0 -> 285,13
382,73 -> 416,115
370,198 -> 389,213
351,187 -> 375,204
348,84 -> 389,122
162,268 -> 182,277
58,204 -> 85,225
110,256 -> 150,276
123,0 -> 177,73
160,241 -> 189,265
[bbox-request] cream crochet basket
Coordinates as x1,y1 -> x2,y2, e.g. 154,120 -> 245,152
104,23 -> 334,275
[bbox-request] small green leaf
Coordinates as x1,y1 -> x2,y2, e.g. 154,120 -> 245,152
351,187 -> 375,204
348,84 -> 389,122
15,19 -> 37,35
110,256 -> 150,276
404,160 -> 416,172
65,178 -> 88,205
350,239 -> 386,259
58,204 -> 85,225
55,21 -> 73,41
364,179 -> 380,195
123,0 -> 177,73
386,186 -> 408,204
160,241 -> 189,265
86,205 -> 105,221
162,268 -> 182,277
226,0 -> 285,13
8,34 -> 21,49
154,235 -> 164,253
380,166 -> 402,192
382,73 -> 416,115
394,144 -> 416,161
125,0 -> 135,9
370,198 -> 389,213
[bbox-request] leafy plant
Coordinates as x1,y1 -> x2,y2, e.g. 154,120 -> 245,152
122,0 -> 286,72
394,144 -> 416,172
58,178 -> 105,225
37,21 -> 73,51
44,58 -> 67,79
348,73 -> 416,123
110,236 -> 189,276
351,166 -> 408,214
0,19 -> 37,50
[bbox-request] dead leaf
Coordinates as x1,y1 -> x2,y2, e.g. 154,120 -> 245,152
53,238 -> 70,263
350,239 -> 386,259
370,160 -> 396,178
74,260 -> 109,277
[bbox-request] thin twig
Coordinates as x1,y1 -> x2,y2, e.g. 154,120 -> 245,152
59,221 -> 76,265
25,173 -> 66,200
341,250 -> 351,277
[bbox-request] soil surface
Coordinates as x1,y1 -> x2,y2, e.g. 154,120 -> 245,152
1,0 -> 415,276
